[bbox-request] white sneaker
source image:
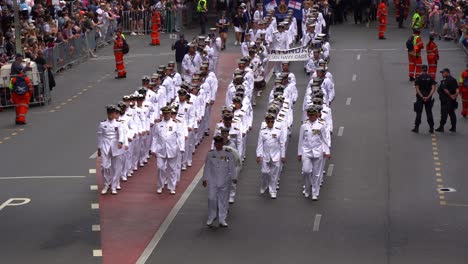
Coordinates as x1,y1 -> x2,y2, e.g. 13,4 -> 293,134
260,187 -> 267,194
144,159 -> 148,164
133,167 -> 138,171
122,177 -> 128,182
139,163 -> 144,167
219,221 -> 229,227
187,162 -> 192,167
312,195 -> 318,201
111,189 -> 118,195
117,186 -> 122,190
156,188 -> 163,194
170,190 -> 176,195
229,197 -> 235,204
130,32 -> 137,36
182,164 -> 187,171
101,185 -> 109,195
270,193 -> 277,199
234,41 -> 238,45
304,192 -> 310,198
127,172 -> 133,177
206,219 -> 214,227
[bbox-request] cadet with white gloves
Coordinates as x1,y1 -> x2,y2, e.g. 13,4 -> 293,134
152,106 -> 185,195
297,106 -> 331,201
202,135 -> 236,227
98,105 -> 126,195
256,114 -> 286,199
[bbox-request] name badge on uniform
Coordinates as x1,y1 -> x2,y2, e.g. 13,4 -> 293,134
185,108 -> 188,112
115,127 -> 118,131
312,129 -> 321,135
272,134 -> 277,138
230,134 -> 237,138
169,126 -> 173,131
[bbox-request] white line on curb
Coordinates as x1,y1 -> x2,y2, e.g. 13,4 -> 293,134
313,214 -> 322,231
338,127 -> 344,136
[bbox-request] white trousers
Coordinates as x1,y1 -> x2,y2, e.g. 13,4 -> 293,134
132,137 -> 140,169
101,152 -> 122,191
260,160 -> 281,195
302,156 -> 323,197
156,156 -> 178,191
207,185 -> 230,223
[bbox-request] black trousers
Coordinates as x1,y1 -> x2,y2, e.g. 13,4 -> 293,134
440,99 -> 457,128
199,12 -> 207,35
414,97 -> 434,128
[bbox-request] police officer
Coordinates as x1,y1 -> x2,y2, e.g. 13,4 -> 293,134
412,65 -> 436,133
436,68 -> 459,133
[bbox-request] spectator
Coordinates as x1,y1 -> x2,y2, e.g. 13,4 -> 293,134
171,33 -> 188,73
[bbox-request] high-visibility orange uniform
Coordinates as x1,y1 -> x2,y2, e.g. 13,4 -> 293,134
114,35 -> 127,78
426,40 -> 439,79
10,74 -> 33,124
377,2 -> 387,39
459,69 -> 468,117
408,33 -> 424,79
151,10 -> 161,45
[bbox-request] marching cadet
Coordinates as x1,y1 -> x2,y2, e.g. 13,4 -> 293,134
152,74 -> 168,109
122,96 -> 138,178
98,105 -> 126,195
312,98 -> 332,187
202,135 -> 236,227
272,22 -> 289,73
241,33 -> 252,57
226,74 -> 246,106
113,105 -> 129,191
176,89 -> 196,170
316,67 -> 335,105
152,106 -> 185,194
170,104 -> 188,183
213,112 -> 243,204
253,3 -> 264,22
135,93 -> 150,168
116,101 -> 133,183
168,62 -> 183,92
182,43 -> 203,82
298,106 -> 331,201
256,113 -> 286,199
208,28 -> 222,72
162,66 -> 176,103
128,95 -> 143,173
305,49 -> 321,75
311,60 -> 334,82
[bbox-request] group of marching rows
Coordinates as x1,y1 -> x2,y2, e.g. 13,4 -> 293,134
97,61 -> 218,195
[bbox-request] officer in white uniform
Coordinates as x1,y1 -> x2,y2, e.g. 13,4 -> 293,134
202,135 -> 236,227
97,105 -> 126,195
152,106 -> 185,194
297,106 -> 330,201
181,43 -> 203,82
208,28 -> 222,72
256,113 -> 286,199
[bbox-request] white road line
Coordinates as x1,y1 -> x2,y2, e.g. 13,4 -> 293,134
91,203 -> 99,209
90,185 -> 98,191
356,54 -> 361,60
371,48 -> 397,51
326,164 -> 335,177
136,166 -> 206,264
93,249 -> 102,257
265,67 -> 275,83
0,176 -> 86,180
438,48 -> 460,51
89,169 -> 97,174
342,48 -> 367,51
313,214 -> 322,231
89,151 -> 98,159
352,74 -> 357,81
346,97 -> 352,105
92,225 -> 101,231
338,127 -> 344,136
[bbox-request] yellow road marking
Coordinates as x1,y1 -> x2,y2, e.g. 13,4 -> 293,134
67,99 -> 73,102
436,172 -> 442,177
432,147 -> 438,150
436,178 -> 442,182
49,110 -> 56,113
433,151 -> 438,155
432,142 -> 437,146
439,196 -> 445,200
440,201 -> 446,205
55,106 -> 61,109
437,185 -> 443,188
433,156 -> 439,160
435,167 -> 441,171
11,133 -> 17,136
3,137 -> 11,140
73,95 -> 78,98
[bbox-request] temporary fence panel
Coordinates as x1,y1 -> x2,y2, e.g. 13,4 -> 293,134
120,10 -> 152,34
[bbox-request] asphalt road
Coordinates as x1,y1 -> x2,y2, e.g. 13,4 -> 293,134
0,10 -> 467,264
144,15 -> 468,264
0,31 -> 201,263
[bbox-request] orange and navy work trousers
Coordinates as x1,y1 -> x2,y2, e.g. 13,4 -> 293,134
427,57 -> 437,80
11,92 -> 30,123
461,87 -> 468,117
114,52 -> 126,77
408,53 -> 422,78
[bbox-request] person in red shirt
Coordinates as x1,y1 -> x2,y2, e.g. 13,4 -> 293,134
377,0 -> 388,39
408,29 -> 424,81
459,64 -> 468,117
114,29 -> 127,79
426,34 -> 439,80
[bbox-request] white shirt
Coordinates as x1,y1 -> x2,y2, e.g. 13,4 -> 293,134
298,119 -> 330,158
256,126 -> 286,162
151,118 -> 185,158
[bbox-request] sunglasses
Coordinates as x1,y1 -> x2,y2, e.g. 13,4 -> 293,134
266,120 -> 275,123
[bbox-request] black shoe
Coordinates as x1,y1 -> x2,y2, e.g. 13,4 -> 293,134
435,127 -> 444,132
449,127 -> 456,132
429,128 -> 434,134
411,127 -> 419,133
409,77 -> 415,81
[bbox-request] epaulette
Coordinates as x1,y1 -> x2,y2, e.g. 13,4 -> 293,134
233,127 -> 239,130
274,126 -> 281,130
101,120 -> 106,122
240,109 -> 245,113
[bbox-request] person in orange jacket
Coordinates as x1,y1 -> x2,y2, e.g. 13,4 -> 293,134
408,29 -> 424,81
426,34 -> 439,80
150,7 -> 161,46
459,64 -> 468,117
377,0 -> 388,39
114,29 -> 127,79
9,54 -> 33,125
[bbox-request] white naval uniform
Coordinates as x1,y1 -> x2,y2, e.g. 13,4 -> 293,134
202,149 -> 236,224
97,119 -> 126,191
298,119 -> 330,198
181,53 -> 203,82
151,118 -> 185,191
256,125 -> 286,196
321,77 -> 335,104
209,37 -> 222,72
177,100 -> 196,168
162,76 -> 176,103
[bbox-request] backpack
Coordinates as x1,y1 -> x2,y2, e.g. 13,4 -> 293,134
406,36 -> 414,51
12,75 -> 28,95
122,39 -> 129,54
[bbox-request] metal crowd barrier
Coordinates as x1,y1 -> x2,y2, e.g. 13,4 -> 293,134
120,10 -> 152,34
0,71 -> 51,108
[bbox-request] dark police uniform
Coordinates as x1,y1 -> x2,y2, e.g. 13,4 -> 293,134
437,75 -> 458,131
413,72 -> 436,132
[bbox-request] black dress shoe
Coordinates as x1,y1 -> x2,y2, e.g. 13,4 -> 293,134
435,127 -> 444,132
409,77 -> 415,81
449,127 -> 456,132
429,128 -> 434,133
411,127 -> 419,133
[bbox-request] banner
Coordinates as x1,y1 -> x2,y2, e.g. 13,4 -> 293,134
268,46 -> 310,61
263,0 -> 303,21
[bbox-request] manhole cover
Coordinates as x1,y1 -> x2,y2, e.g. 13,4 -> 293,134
437,188 -> 456,193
